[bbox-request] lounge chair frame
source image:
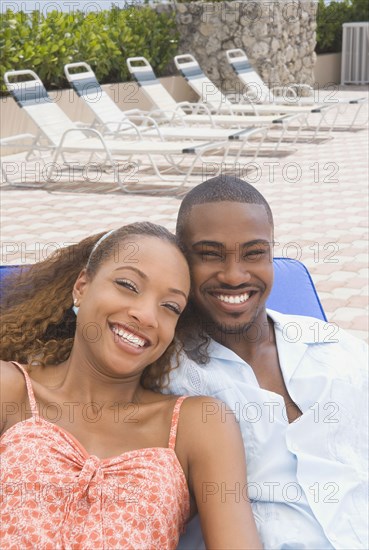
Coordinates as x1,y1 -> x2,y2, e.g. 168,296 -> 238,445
126,57 -> 308,150
174,54 -> 344,139
4,70 -> 241,194
225,48 -> 368,131
64,62 -> 268,162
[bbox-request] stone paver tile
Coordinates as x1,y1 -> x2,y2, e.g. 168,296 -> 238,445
341,277 -> 369,289
320,298 -> 349,311
326,271 -> 359,282
337,232 -> 368,241
330,307 -> 368,322
330,318 -> 355,331
311,263 -> 343,275
348,316 -> 369,331
351,240 -> 368,249
347,295 -> 369,308
331,288 -> 363,300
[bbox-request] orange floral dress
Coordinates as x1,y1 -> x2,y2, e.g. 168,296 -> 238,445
0,362 -> 190,549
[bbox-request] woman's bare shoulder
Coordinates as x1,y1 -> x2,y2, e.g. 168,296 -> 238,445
176,395 -> 242,467
178,395 -> 237,434
0,360 -> 28,432
180,395 -> 229,417
0,359 -> 26,385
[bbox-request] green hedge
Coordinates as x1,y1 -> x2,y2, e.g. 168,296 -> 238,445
316,0 -> 369,54
0,6 -> 178,93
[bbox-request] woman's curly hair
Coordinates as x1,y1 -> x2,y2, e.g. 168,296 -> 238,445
1,222 -> 187,391
175,303 -> 212,365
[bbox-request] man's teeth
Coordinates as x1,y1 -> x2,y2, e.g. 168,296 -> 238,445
112,326 -> 146,348
216,293 -> 250,304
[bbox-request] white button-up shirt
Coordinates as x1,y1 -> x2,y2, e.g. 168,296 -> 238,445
166,310 -> 368,549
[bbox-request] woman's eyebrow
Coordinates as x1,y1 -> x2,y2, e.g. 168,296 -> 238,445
114,266 -> 188,300
113,266 -> 148,280
168,288 -> 188,301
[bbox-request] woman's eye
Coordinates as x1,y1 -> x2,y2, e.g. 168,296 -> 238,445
163,302 -> 182,315
115,279 -> 138,292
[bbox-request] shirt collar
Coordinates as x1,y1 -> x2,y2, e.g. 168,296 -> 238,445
267,309 -> 333,344
208,309 -> 331,357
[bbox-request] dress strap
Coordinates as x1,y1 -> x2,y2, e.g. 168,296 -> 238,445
10,361 -> 39,417
168,396 -> 188,450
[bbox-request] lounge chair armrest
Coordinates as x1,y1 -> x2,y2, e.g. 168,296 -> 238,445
271,84 -> 314,100
176,101 -> 212,115
271,85 -> 298,99
59,128 -> 106,145
177,101 -> 213,115
122,113 -> 159,128
75,121 -> 92,128
290,83 -> 314,97
235,94 -> 258,112
118,114 -> 165,139
145,108 -> 189,125
123,108 -> 152,116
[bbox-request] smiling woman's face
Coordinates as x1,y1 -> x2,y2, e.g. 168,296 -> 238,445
73,236 -> 190,377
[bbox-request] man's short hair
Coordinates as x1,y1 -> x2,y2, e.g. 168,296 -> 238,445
176,176 -> 274,240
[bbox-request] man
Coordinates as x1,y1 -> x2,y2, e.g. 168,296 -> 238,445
167,176 -> 368,549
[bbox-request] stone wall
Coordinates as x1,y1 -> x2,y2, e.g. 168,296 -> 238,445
156,1 -> 317,92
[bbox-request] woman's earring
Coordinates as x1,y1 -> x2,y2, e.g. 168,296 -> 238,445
72,298 -> 79,316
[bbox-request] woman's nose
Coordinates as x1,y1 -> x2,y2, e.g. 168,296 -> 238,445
127,299 -> 159,329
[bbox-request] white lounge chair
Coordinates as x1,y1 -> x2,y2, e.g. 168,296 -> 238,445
4,70 -> 236,194
174,53 -> 344,137
126,57 -> 309,148
225,48 -> 368,130
63,62 -> 267,160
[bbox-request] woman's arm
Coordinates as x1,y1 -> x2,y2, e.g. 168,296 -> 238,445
181,396 -> 262,550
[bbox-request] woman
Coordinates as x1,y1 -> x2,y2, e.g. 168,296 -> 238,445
0,222 -> 261,550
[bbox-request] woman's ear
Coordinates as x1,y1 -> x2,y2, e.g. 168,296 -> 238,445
73,268 -> 89,305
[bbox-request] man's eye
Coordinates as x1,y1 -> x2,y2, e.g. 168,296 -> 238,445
244,249 -> 266,257
115,279 -> 138,292
163,302 -> 182,315
200,251 -> 223,260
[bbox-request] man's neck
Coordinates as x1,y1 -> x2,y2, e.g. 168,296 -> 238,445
212,315 -> 276,365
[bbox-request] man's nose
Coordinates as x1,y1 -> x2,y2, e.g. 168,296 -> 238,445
217,258 -> 251,286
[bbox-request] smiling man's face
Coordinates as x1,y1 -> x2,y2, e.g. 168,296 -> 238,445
182,201 -> 274,340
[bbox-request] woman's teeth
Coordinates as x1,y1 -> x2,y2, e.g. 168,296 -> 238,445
112,326 -> 146,348
216,293 -> 250,304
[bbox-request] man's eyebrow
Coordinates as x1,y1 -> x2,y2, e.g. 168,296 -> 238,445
242,239 -> 272,247
192,239 -> 272,248
192,240 -> 223,249
113,267 -> 187,300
